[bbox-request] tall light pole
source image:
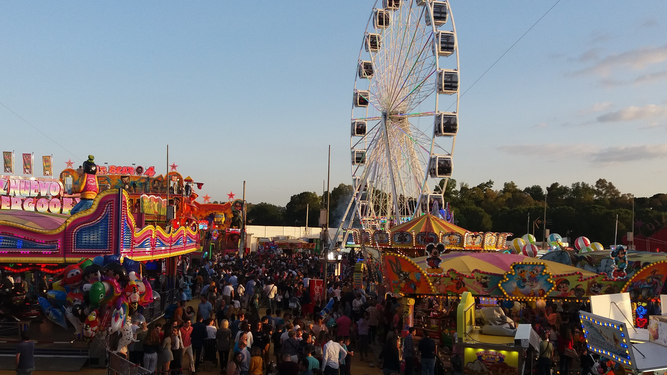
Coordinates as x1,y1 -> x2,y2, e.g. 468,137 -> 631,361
323,146 -> 331,286
542,190 -> 548,249
631,195 -> 635,250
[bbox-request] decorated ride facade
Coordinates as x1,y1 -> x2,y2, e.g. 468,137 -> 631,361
348,214 -> 511,257
0,188 -> 199,265
58,162 -> 245,255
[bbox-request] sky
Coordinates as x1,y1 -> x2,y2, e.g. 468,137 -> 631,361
2,1 -> 667,206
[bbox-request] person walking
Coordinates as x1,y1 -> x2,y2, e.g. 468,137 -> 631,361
180,320 -> 196,374
143,325 -> 161,374
403,327 -> 416,375
191,315 -> 208,373
170,325 -> 184,373
379,336 -> 401,375
418,333 -> 437,375
538,332 -> 554,375
321,334 -> 347,375
15,332 -> 35,375
217,319 -> 233,374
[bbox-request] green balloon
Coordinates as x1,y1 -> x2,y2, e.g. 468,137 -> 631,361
79,259 -> 93,271
89,281 -> 105,307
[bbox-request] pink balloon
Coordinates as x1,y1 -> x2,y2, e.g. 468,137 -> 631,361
575,236 -> 591,251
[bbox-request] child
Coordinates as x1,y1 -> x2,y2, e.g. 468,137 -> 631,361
249,346 -> 263,375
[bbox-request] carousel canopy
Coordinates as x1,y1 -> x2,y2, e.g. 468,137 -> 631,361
414,252 -> 599,278
357,214 -> 511,251
390,213 -> 467,235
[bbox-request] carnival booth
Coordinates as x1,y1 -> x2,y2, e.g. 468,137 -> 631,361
457,291 -> 540,375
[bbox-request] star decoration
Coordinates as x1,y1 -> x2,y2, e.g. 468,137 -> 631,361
170,163 -> 178,171
203,194 -> 211,203
65,159 -> 74,168
227,191 -> 235,200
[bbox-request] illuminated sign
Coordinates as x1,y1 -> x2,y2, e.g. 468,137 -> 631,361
579,311 -> 635,367
97,165 -> 156,177
0,176 -> 77,214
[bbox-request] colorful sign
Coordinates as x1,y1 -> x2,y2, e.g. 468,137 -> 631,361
42,156 -> 52,176
3,151 -> 13,174
22,153 -> 33,175
649,315 -> 667,348
579,311 -> 635,367
499,263 -> 555,299
309,279 -> 325,304
622,260 -> 667,301
139,194 -> 167,216
96,165 -> 156,177
463,347 -> 519,375
0,176 -> 76,214
382,253 -> 434,295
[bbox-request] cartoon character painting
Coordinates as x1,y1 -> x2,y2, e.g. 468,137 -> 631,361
71,155 -> 99,215
425,243 -> 443,273
384,255 -> 429,295
609,246 -> 628,279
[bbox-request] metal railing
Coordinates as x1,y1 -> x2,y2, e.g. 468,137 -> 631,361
107,351 -> 152,375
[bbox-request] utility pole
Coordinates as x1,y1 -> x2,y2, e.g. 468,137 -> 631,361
323,146 -> 331,286
542,191 -> 547,250
631,196 -> 635,250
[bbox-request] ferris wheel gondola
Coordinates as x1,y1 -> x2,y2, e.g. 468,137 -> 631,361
349,0 -> 461,229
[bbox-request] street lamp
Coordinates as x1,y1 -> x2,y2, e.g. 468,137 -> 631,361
542,189 -> 548,250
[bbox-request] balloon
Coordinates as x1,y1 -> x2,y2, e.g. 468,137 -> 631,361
502,300 -> 514,309
139,278 -> 154,306
62,264 -> 84,288
113,321 -> 135,353
152,290 -> 161,302
93,256 -> 105,266
51,279 -> 68,292
38,297 -> 68,330
101,278 -> 122,305
46,290 -> 68,308
580,246 -> 592,254
104,262 -> 128,283
123,258 -> 141,275
521,234 -> 536,245
131,312 -> 146,326
511,238 -> 526,254
89,281 -> 106,308
575,236 -> 591,251
536,299 -> 547,309
522,243 -> 539,257
109,297 -> 128,335
79,258 -> 94,272
590,242 -> 604,252
65,306 -> 84,335
124,280 -> 141,310
83,310 -> 100,339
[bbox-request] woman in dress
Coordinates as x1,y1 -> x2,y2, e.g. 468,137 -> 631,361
217,319 -> 232,374
158,326 -> 173,373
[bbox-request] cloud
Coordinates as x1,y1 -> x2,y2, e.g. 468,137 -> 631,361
578,102 -> 612,115
590,144 -> 667,163
497,144 -> 590,159
532,122 -> 548,129
634,70 -> 667,84
571,45 -> 667,77
639,18 -> 657,29
589,31 -> 613,45
596,104 -> 667,122
498,143 -> 667,164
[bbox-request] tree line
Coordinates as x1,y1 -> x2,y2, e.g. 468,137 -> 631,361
243,179 -> 667,247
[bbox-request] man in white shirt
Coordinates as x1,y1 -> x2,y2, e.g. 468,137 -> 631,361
222,281 -> 234,304
266,282 -> 278,312
321,334 -> 347,375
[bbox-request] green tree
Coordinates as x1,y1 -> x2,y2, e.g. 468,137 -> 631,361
284,191 -> 322,227
246,202 -> 285,226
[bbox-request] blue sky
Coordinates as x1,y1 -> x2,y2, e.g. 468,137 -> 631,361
2,1 -> 667,206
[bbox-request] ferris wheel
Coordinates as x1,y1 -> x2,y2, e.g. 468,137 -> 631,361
350,0 -> 460,228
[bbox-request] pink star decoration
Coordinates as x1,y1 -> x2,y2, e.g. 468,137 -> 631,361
227,191 -> 235,200
203,194 -> 211,203
65,159 -> 74,168
170,163 -> 178,171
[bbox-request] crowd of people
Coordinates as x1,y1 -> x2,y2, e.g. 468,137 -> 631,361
122,249 -> 423,375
